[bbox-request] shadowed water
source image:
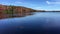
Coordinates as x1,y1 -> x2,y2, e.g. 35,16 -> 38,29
0,12 -> 60,34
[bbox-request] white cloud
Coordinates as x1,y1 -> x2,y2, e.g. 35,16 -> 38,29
54,0 -> 60,2
14,1 -> 36,7
46,1 -> 60,4
46,1 -> 51,4
34,7 -> 42,10
0,2 -> 10,5
14,1 -> 23,4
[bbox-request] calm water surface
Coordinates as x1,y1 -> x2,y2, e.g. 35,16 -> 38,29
0,12 -> 60,34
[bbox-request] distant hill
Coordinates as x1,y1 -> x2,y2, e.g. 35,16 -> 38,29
0,4 -> 36,19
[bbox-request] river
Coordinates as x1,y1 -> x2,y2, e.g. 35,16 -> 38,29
0,12 -> 60,34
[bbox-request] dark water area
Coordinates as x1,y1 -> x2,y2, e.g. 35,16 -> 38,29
0,12 -> 60,34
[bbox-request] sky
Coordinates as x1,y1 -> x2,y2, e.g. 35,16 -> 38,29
0,0 -> 60,10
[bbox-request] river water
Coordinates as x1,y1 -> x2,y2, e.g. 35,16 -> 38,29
0,12 -> 60,34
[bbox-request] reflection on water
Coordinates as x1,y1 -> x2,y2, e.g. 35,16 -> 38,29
0,12 -> 60,34
0,12 -> 33,19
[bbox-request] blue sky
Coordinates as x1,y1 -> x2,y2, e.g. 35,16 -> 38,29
0,0 -> 60,10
